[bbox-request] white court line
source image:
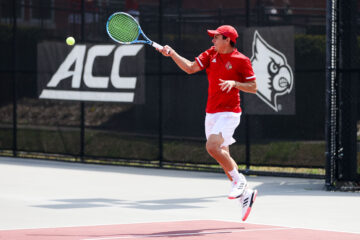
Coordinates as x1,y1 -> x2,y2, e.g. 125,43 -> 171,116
82,227 -> 295,240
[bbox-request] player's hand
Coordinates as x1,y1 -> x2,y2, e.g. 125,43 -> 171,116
219,79 -> 236,93
158,45 -> 173,57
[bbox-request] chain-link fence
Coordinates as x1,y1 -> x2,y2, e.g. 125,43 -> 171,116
0,0 -> 359,179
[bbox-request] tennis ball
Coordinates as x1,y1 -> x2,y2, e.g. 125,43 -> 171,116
66,36 -> 75,46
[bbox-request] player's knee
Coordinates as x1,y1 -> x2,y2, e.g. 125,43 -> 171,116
206,140 -> 220,156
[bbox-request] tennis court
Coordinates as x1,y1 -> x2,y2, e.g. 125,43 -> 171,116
1,157 -> 359,239
1,1 -> 359,239
2,220 -> 360,240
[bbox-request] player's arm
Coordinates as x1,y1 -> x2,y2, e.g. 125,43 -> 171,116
219,79 -> 257,94
219,58 -> 257,94
235,80 -> 257,93
158,45 -> 201,74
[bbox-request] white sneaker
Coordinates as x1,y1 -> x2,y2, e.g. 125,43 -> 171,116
240,188 -> 257,221
228,180 -> 247,199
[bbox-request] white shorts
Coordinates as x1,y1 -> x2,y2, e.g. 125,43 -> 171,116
205,112 -> 241,147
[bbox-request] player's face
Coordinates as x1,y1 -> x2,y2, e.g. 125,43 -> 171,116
212,34 -> 229,52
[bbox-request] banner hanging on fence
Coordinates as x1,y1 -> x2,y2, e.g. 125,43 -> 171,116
37,42 -> 145,103
242,26 -> 295,115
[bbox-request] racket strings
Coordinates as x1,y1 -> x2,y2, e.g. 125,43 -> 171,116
108,14 -> 139,43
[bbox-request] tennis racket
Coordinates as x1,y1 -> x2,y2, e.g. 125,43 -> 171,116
106,12 -> 164,51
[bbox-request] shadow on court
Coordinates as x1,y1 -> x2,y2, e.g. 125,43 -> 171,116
31,196 -> 224,210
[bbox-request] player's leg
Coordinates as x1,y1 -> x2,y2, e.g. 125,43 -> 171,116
205,113 -> 257,220
219,138 -> 257,221
206,134 -> 247,199
205,113 -> 247,199
215,156 -> 233,181
221,144 -> 247,198
204,114 -> 232,180
206,133 -> 237,174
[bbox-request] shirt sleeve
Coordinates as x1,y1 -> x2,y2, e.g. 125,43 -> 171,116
195,48 -> 212,70
241,58 -> 256,82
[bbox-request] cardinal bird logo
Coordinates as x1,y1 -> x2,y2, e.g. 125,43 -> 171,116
225,61 -> 232,70
250,31 -> 293,112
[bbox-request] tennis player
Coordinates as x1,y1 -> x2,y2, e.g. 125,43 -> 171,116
158,25 -> 257,221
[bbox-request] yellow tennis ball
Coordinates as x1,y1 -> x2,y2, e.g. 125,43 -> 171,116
66,36 -> 75,46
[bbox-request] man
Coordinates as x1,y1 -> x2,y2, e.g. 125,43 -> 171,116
159,25 -> 257,221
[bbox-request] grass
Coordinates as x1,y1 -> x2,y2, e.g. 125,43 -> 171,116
163,139 -> 325,168
0,126 -> 328,176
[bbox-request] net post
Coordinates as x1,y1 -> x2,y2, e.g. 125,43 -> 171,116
325,0 -> 339,190
12,0 -> 18,157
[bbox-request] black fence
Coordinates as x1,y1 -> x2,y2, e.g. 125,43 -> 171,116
0,0 -> 359,178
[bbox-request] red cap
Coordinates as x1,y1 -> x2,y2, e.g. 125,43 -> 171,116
207,25 -> 238,43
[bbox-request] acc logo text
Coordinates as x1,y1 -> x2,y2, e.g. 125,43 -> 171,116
39,44 -> 144,102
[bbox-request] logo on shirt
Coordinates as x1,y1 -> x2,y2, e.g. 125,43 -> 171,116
212,58 -> 216,63
225,61 -> 232,70
251,31 -> 293,112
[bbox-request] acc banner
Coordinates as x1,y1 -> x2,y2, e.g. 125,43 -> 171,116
242,26 -> 295,114
37,42 -> 145,103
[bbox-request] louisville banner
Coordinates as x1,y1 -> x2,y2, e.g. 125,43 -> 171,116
37,42 -> 145,103
242,26 -> 295,114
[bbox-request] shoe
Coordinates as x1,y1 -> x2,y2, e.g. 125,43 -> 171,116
228,180 -> 247,199
240,188 -> 257,221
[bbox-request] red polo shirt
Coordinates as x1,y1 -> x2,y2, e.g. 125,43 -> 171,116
195,47 -> 256,113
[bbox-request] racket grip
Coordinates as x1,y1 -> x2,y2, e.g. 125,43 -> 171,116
152,41 -> 163,50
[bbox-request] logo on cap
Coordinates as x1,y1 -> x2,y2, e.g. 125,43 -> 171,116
207,25 -> 238,43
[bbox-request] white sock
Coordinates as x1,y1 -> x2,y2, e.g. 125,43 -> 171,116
228,168 -> 245,184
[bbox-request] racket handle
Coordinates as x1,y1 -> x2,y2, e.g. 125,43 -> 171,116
151,41 -> 163,50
